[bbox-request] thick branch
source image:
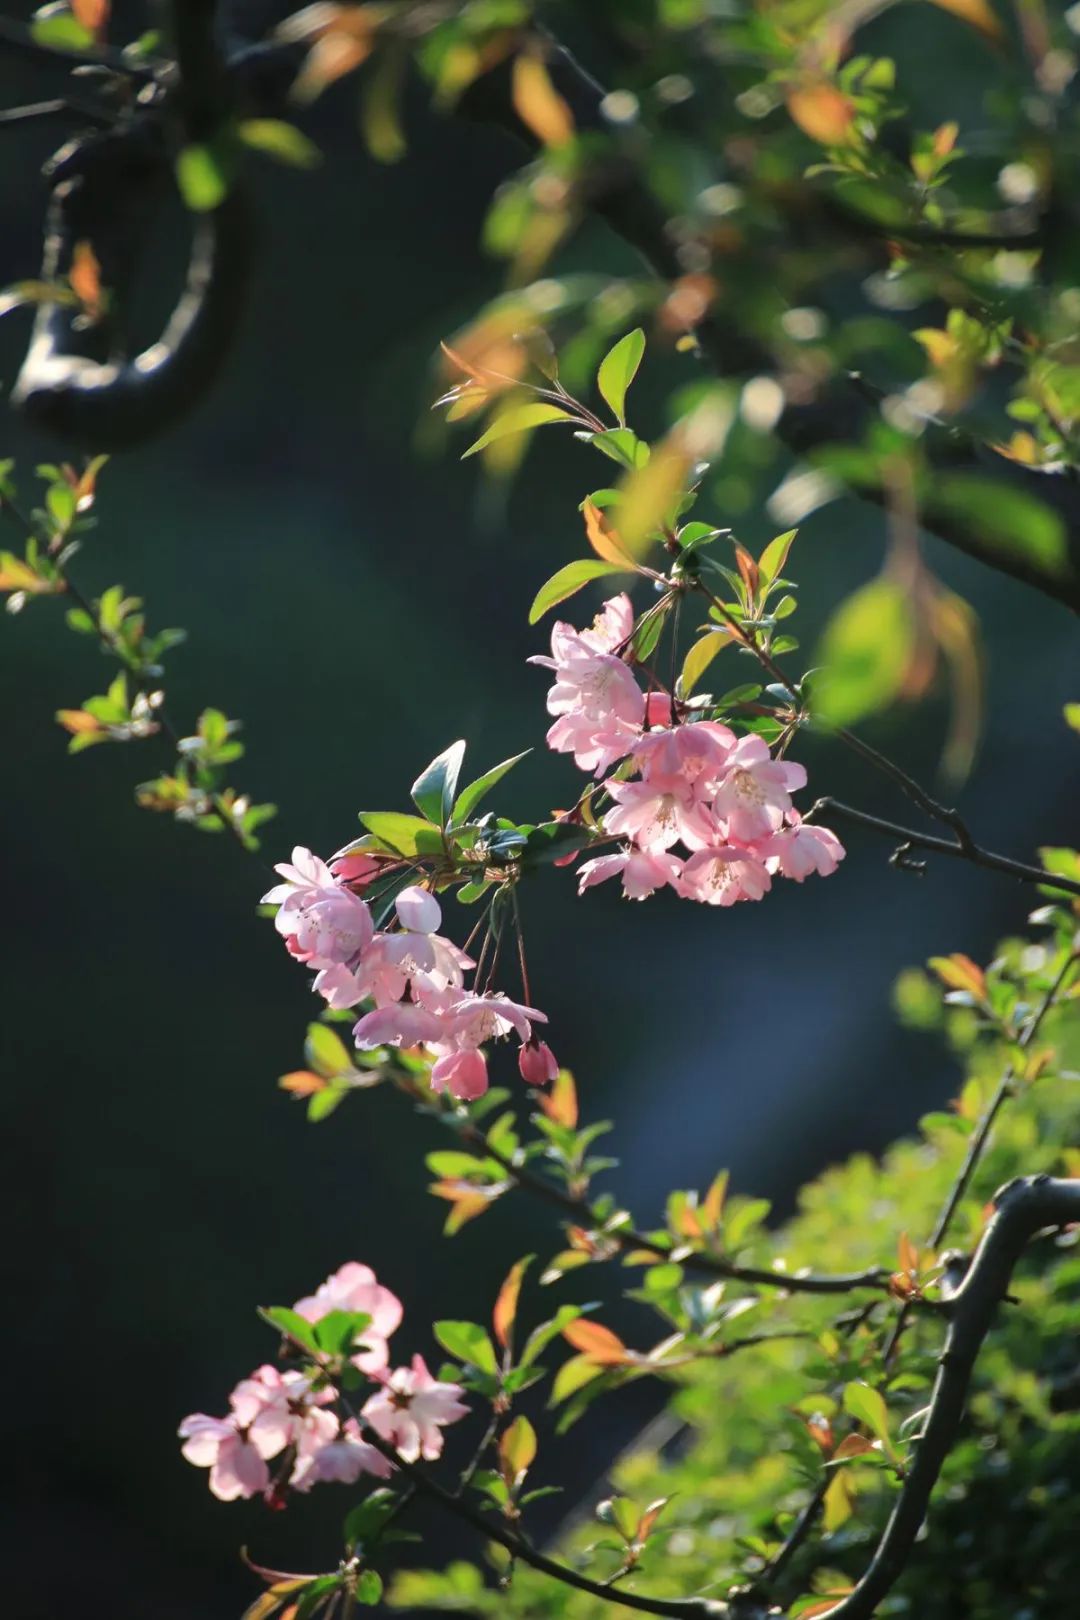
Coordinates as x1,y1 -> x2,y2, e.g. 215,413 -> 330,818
461,38 -> 1080,614
818,1175 -> 1080,1620
10,1 -> 253,451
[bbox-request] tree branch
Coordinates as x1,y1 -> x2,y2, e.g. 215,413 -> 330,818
809,797 -> 1080,900
461,35 -> 1080,614
10,1 -> 254,452
350,1176 -> 1079,1620
429,1102 -> 898,1300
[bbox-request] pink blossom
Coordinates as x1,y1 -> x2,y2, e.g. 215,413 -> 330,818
178,1413 -> 270,1501
361,1355 -> 469,1463
677,845 -> 772,906
353,1002 -> 446,1051
633,720 -> 735,788
228,1366 -> 305,1460
711,736 -> 807,843
603,774 -> 718,853
644,690 -> 673,727
577,847 -> 683,900
292,1418 -> 394,1491
545,709 -> 642,777
439,991 -> 546,1050
262,846 -> 374,968
312,962 -> 367,1010
578,592 -> 635,652
547,650 -> 645,729
430,1048 -> 489,1101
351,890 -> 473,1007
293,1262 -> 404,1374
329,851 -> 384,889
764,816 -> 846,880
261,846 -> 335,912
519,1039 -> 558,1086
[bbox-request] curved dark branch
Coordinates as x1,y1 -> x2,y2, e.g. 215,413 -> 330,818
818,1175 -> 1080,1620
10,1 -> 253,452
810,797 -> 1080,900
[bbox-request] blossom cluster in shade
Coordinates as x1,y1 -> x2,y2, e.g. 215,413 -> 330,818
261,855 -> 558,1101
530,593 -> 845,904
178,1263 -> 468,1502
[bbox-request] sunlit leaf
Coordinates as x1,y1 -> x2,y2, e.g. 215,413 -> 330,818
463,402 -> 575,458
813,578 -> 915,728
528,559 -> 627,625
499,1414 -> 537,1480
493,1256 -> 533,1350
238,120 -> 322,168
512,52 -> 574,148
562,1319 -> 629,1365
787,83 -> 857,145
597,329 -> 645,425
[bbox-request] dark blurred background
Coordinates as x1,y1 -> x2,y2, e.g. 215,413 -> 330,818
1,3 -> 1077,1616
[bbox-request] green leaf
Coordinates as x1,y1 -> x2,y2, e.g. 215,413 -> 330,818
313,1309 -> 372,1356
238,119 -> 321,168
176,144 -> 229,212
842,1380 -> 890,1444
758,529 -> 797,587
680,630 -> 728,697
307,1084 -> 349,1123
304,1022 -> 354,1079
550,1353 -> 605,1405
528,559 -> 626,625
813,578 -> 914,728
411,740 -> 466,826
462,403 -> 574,458
519,1304 -> 586,1367
258,1305 -> 320,1353
31,8 -> 95,53
433,1320 -> 499,1374
345,1488 -> 400,1550
358,811 -> 439,856
356,1570 -> 384,1606
589,428 -> 650,470
46,480 -> 76,530
926,474 -> 1066,574
597,328 -> 646,425
452,750 -> 531,825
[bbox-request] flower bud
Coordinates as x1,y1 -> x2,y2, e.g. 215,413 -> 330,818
518,1039 -> 558,1087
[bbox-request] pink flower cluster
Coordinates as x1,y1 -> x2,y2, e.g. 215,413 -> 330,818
531,593 -> 844,904
262,852 -> 557,1100
179,1263 -> 468,1502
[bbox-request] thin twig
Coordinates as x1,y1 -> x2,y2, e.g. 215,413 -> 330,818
812,797 -> 1080,901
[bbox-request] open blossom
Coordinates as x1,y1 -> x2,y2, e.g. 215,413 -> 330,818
437,990 -> 546,1051
633,720 -> 734,787
292,1418 -> 393,1491
603,774 -> 718,853
262,845 -> 373,967
764,815 -> 846,880
361,1355 -> 468,1463
293,1262 -> 404,1373
178,1413 -> 270,1501
710,735 -> 807,843
353,1001 -> 447,1051
577,847 -> 683,900
677,845 -> 772,906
